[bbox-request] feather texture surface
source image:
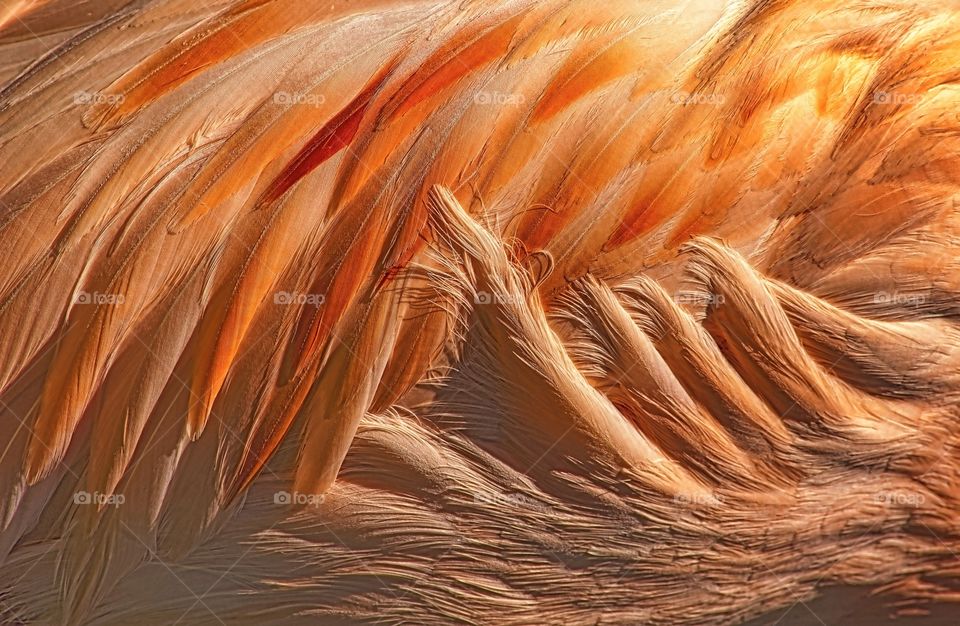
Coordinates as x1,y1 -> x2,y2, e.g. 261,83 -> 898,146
1,0 -> 960,624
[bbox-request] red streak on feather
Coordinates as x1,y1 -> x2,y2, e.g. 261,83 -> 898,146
259,69 -> 392,206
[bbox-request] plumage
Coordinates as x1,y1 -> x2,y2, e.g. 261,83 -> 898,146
1,0 -> 960,623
